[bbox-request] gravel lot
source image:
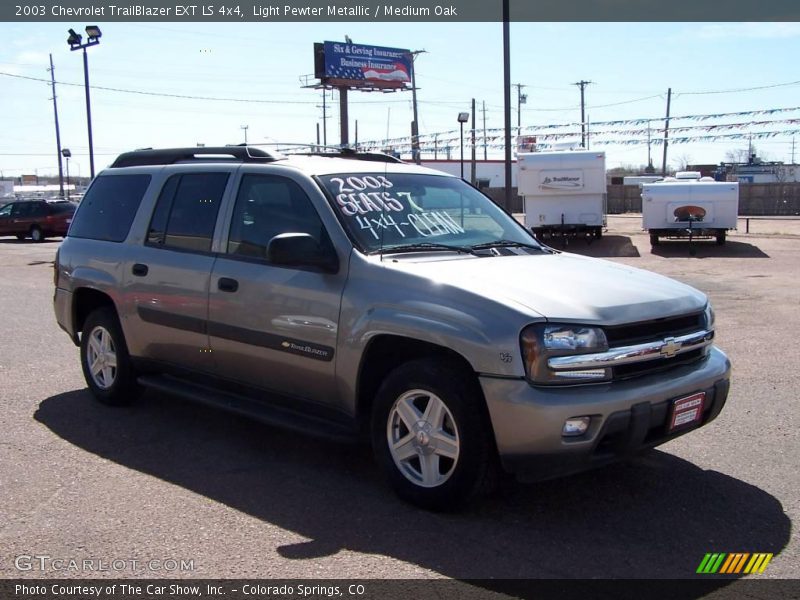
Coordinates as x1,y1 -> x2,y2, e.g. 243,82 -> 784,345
0,217 -> 797,588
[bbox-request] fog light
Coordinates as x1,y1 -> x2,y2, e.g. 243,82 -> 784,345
563,417 -> 591,437
554,369 -> 608,380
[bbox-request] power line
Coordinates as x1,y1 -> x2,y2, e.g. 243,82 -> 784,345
0,71 -> 411,106
679,80 -> 800,96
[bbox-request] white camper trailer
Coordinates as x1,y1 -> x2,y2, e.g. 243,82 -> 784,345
642,180 -> 739,246
517,150 -> 607,238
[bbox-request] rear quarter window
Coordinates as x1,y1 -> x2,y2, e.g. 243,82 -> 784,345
69,175 -> 151,242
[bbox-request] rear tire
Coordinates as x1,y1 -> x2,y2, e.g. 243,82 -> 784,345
371,358 -> 497,511
650,233 -> 660,246
80,307 -> 141,406
715,230 -> 726,245
29,226 -> 44,242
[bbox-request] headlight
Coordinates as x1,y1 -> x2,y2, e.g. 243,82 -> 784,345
704,303 -> 715,331
521,323 -> 610,385
543,325 -> 606,350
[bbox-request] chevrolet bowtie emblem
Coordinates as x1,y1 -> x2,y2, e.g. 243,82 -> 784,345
660,337 -> 682,358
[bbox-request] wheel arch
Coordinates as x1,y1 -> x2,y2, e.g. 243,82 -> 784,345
355,334 -> 488,433
73,287 -> 117,338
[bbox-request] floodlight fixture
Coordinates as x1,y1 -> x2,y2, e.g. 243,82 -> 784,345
67,29 -> 82,48
85,25 -> 102,41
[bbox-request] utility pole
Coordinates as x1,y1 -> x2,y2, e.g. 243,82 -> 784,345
573,80 -> 592,148
355,119 -> 358,151
408,49 -> 426,164
502,0 -> 512,207
482,100 -> 488,160
512,83 -> 526,136
48,54 -> 65,198
661,87 -> 672,177
433,133 -> 438,160
318,88 -> 328,147
586,115 -> 590,150
241,124 -> 249,145
471,98 -> 477,185
792,136 -> 796,164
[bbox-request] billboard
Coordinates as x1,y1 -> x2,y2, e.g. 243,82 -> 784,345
315,41 -> 412,90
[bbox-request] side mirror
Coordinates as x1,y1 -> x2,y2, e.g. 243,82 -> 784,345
267,233 -> 338,273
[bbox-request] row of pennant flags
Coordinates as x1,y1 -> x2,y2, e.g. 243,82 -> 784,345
356,105 -> 800,153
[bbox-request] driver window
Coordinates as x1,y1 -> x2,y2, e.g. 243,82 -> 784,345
227,174 -> 328,260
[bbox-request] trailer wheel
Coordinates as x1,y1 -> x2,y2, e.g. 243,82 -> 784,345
594,227 -> 603,239
649,233 -> 660,246
715,230 -> 726,245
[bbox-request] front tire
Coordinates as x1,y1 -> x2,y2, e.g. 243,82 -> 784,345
715,230 -> 726,245
80,307 -> 141,406
650,233 -> 660,246
371,359 -> 496,511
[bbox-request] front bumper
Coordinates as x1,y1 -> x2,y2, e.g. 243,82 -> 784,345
480,347 -> 731,482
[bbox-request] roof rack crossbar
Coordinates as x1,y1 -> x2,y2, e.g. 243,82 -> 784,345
294,149 -> 404,164
109,146 -> 283,168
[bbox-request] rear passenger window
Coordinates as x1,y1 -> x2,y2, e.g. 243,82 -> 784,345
227,174 -> 327,259
69,175 -> 151,242
30,203 -> 48,217
147,173 -> 228,253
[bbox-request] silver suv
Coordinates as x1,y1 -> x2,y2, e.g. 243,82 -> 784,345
54,146 -> 731,510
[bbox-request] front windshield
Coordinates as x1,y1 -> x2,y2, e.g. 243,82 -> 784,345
318,172 -> 539,254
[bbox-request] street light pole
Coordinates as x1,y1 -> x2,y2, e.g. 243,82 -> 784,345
67,26 -> 101,179
457,112 -> 469,179
82,47 -> 95,178
62,149 -> 72,201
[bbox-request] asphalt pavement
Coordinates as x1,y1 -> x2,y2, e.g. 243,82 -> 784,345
0,222 -> 797,591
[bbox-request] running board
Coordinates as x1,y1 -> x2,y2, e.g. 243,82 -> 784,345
137,374 -> 359,444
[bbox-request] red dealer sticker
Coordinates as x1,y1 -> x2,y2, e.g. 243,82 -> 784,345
668,392 -> 706,433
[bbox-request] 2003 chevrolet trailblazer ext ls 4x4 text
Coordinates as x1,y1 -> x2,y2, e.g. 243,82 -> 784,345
54,146 -> 731,510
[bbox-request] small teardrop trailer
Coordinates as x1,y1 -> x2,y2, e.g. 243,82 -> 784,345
642,179 -> 739,246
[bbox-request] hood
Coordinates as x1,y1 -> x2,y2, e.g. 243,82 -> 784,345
385,251 -> 707,325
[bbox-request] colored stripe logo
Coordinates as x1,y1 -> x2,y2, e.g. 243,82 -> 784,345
696,553 -> 773,574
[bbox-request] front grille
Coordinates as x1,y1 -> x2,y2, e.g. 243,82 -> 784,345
605,312 -> 708,380
605,312 -> 704,346
613,348 -> 705,380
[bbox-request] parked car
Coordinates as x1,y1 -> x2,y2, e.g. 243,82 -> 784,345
53,147 -> 731,510
0,199 -> 76,241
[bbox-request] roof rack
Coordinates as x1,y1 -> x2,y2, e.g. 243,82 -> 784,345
109,146 -> 284,168
293,148 -> 404,164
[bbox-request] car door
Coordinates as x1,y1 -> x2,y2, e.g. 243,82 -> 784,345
208,169 -> 348,406
10,202 -> 34,235
123,170 -> 233,373
0,203 -> 13,235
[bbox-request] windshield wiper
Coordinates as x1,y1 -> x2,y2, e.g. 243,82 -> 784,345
470,239 -> 542,251
371,242 -> 478,256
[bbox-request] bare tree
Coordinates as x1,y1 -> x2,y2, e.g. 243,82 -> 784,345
725,145 -> 770,164
672,153 -> 692,172
725,147 -> 752,163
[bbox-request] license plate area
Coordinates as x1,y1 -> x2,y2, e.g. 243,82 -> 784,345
668,391 -> 706,433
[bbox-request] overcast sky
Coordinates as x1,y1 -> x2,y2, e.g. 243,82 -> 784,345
2,21 -> 800,177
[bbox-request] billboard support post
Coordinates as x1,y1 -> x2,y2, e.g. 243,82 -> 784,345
339,87 -> 349,147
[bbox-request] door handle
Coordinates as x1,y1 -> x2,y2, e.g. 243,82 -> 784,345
218,277 -> 239,292
132,263 -> 149,277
